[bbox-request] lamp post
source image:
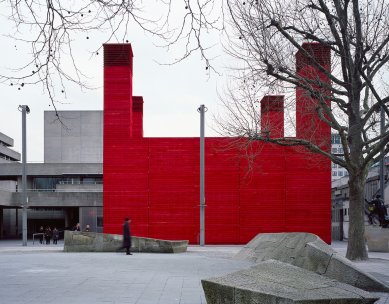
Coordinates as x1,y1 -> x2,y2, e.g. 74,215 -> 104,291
197,105 -> 207,246
18,105 -> 30,246
380,105 -> 385,201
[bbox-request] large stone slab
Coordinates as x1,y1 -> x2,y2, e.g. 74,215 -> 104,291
63,231 -> 188,253
234,232 -> 389,292
365,226 -> 389,252
202,260 -> 378,304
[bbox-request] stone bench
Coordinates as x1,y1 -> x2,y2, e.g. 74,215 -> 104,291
234,232 -> 389,292
365,226 -> 389,252
202,260 -> 378,304
63,231 -> 188,253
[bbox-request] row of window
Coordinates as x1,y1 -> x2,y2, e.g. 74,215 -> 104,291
332,162 -> 347,168
32,176 -> 103,191
332,170 -> 348,177
331,134 -> 341,144
331,147 -> 344,154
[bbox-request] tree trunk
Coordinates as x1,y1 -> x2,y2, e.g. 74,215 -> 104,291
346,170 -> 368,260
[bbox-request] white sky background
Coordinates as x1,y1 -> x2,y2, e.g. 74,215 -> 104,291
0,4 -> 225,162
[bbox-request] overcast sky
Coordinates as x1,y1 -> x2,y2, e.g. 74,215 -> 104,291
0,9 -> 225,162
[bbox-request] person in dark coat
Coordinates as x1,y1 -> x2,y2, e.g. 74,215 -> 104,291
44,226 -> 52,245
121,217 -> 132,255
370,194 -> 388,226
38,226 -> 44,244
52,227 -> 59,245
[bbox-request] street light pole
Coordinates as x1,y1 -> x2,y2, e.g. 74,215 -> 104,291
18,105 -> 30,246
197,105 -> 207,246
380,105 -> 385,201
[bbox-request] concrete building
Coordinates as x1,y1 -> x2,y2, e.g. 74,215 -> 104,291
331,133 -> 348,181
0,112 -> 103,239
44,111 -> 103,163
0,132 -> 20,163
331,160 -> 389,240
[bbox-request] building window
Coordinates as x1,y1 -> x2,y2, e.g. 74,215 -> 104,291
331,134 -> 341,144
32,177 -> 62,191
97,216 -> 103,227
332,171 -> 337,176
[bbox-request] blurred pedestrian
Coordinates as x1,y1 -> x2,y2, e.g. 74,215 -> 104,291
120,217 -> 132,255
38,226 -> 44,244
44,226 -> 52,245
52,227 -> 59,245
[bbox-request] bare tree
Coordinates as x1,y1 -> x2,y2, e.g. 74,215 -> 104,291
217,0 -> 389,260
0,0 -> 223,110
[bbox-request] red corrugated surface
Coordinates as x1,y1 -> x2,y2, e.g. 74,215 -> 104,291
103,43 -> 332,244
260,95 -> 284,138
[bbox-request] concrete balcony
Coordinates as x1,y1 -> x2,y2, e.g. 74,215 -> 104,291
56,183 -> 102,192
1,190 -> 102,208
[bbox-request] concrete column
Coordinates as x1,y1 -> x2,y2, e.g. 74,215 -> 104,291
64,209 -> 70,228
0,207 -> 3,239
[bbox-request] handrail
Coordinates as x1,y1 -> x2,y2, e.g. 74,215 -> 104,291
32,233 -> 44,244
33,231 -> 65,244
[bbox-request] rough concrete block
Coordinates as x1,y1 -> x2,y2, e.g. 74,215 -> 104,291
64,231 -> 188,253
365,226 -> 389,252
234,232 -> 389,292
202,260 -> 378,304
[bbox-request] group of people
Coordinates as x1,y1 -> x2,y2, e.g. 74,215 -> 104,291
38,223 -> 92,245
38,226 -> 60,245
38,218 -> 132,253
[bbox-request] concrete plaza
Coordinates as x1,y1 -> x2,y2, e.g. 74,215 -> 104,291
0,240 -> 388,304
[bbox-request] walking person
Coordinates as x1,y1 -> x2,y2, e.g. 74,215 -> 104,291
120,217 -> 132,255
52,227 -> 59,245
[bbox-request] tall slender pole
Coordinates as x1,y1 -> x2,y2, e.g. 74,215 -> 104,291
19,105 -> 29,246
380,105 -> 385,200
198,105 -> 207,246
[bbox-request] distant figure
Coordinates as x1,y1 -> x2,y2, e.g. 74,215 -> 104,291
74,223 -> 81,231
39,226 -> 44,244
120,217 -> 132,255
44,226 -> 52,245
52,227 -> 59,245
369,194 -> 388,226
84,224 -> 91,232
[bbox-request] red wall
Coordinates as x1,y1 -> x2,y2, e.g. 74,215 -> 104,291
103,43 -> 332,244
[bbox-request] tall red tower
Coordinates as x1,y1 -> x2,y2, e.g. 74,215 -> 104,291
103,44 -> 134,231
